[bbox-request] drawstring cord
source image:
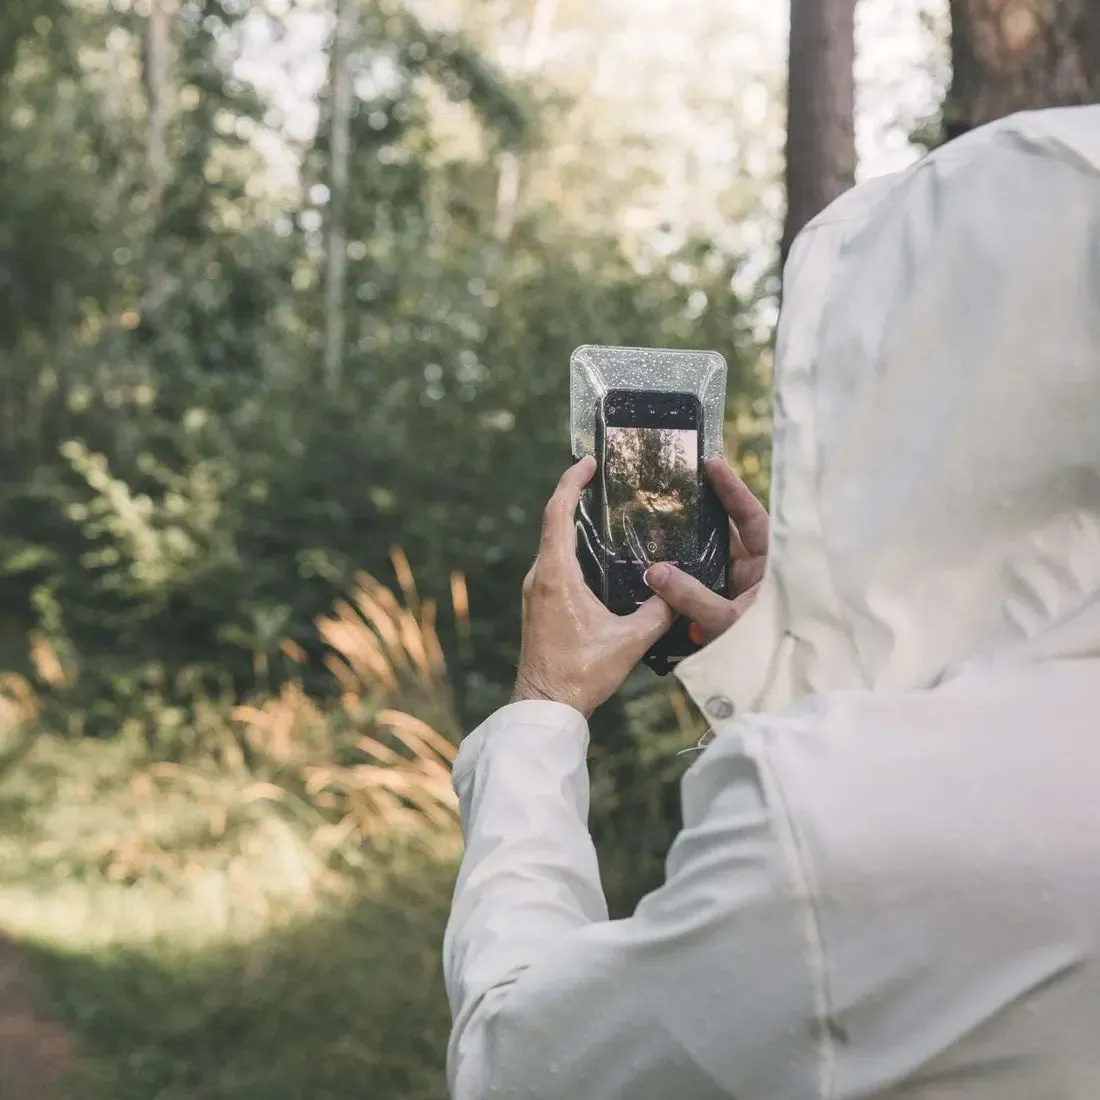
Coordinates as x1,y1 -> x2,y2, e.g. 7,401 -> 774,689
676,727 -> 716,758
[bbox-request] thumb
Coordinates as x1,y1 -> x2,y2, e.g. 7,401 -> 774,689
620,594 -> 675,658
643,563 -> 734,640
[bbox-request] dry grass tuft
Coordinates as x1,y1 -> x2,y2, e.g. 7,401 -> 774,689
232,552 -> 464,855
1,552 -> 465,908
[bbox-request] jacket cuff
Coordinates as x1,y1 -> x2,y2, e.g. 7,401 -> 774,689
453,700 -> 588,788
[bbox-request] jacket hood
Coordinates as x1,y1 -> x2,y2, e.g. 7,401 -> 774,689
677,105 -> 1100,715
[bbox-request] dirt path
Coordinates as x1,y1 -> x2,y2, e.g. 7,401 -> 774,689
0,935 -> 78,1099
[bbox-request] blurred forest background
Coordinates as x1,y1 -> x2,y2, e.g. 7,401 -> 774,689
0,0 -> 1096,1095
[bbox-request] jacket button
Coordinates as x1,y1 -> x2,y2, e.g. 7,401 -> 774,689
704,694 -> 734,720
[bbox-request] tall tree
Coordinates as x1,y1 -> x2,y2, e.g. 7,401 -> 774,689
143,0 -> 173,310
144,0 -> 170,198
323,0 -> 356,391
781,0 -> 857,265
492,0 -> 557,242
945,0 -> 1100,139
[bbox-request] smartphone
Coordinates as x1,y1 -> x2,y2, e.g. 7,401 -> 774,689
579,388 -> 729,673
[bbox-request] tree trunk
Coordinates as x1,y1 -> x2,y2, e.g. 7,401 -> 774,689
781,0 -> 858,266
145,0 -> 170,197
143,0 -> 173,309
945,0 -> 1100,140
493,0 -> 558,243
324,0 -> 356,391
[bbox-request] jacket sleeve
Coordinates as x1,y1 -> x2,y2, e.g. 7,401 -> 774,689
442,702 -> 820,1100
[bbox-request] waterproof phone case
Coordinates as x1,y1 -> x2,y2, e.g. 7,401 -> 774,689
570,346 -> 729,675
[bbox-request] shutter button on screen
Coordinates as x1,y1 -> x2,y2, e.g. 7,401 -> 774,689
705,695 -> 734,720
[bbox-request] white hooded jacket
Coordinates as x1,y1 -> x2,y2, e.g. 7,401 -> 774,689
443,106 -> 1100,1099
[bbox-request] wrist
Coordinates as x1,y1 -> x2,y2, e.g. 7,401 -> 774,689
511,672 -> 582,712
510,673 -> 557,706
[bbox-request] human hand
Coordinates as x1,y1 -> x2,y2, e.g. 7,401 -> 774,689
511,456 -> 675,717
643,457 -> 769,644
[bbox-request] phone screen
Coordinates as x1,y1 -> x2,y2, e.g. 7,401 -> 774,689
604,425 -> 700,565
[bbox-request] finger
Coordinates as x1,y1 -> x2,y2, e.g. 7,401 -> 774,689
704,458 -> 769,557
688,583 -> 761,644
620,594 -> 675,658
643,562 -> 734,639
729,583 -> 761,621
731,553 -> 767,595
540,455 -> 597,565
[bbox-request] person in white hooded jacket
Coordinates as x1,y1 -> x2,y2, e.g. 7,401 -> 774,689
442,105 -> 1100,1100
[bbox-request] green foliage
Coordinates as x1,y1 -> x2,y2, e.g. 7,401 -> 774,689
0,732 -> 456,1100
0,2 -> 768,1092
31,888 -> 455,1100
0,0 -> 766,742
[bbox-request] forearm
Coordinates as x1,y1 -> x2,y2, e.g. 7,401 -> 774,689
443,701 -> 609,1093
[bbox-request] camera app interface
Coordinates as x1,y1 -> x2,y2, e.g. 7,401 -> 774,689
605,426 -> 699,566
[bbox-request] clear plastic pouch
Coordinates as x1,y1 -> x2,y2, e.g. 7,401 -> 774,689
570,345 -> 730,675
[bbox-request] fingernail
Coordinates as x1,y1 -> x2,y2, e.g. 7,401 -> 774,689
644,563 -> 670,587
688,622 -> 705,645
